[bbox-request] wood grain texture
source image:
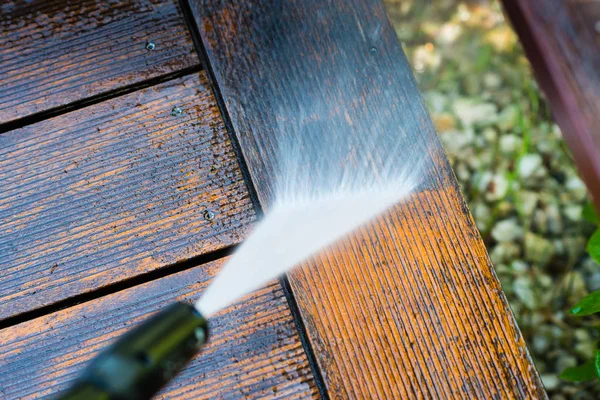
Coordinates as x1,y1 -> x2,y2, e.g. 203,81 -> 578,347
0,72 -> 255,321
0,0 -> 199,125
189,0 -> 546,397
0,258 -> 318,399
502,0 -> 600,208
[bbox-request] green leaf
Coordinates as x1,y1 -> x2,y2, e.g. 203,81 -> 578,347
596,349 -> 600,380
583,203 -> 600,225
587,229 -> 600,264
570,289 -> 600,316
559,359 -> 598,382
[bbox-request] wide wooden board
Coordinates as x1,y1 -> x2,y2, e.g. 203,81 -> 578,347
0,72 -> 255,321
189,0 -> 546,397
502,0 -> 600,208
0,0 -> 199,125
0,258 -> 318,399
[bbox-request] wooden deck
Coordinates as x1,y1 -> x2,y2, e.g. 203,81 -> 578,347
1,0 -> 545,398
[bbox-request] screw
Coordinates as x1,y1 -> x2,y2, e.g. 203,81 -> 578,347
369,46 -> 378,54
203,210 -> 215,221
146,41 -> 155,51
171,106 -> 183,117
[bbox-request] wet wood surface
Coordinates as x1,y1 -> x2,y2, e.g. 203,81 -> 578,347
0,258 -> 319,399
502,0 -> 600,208
0,72 -> 256,321
190,0 -> 546,398
0,0 -> 199,126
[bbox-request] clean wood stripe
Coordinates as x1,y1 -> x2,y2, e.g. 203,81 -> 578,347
0,0 -> 199,125
189,0 -> 545,397
0,258 -> 319,399
0,71 -> 256,321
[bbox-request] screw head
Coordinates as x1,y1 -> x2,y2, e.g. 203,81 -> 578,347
203,210 -> 215,221
145,41 -> 155,51
369,46 -> 378,54
171,106 -> 183,117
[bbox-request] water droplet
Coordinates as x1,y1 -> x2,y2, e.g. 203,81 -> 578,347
203,210 -> 215,221
369,46 -> 377,54
146,41 -> 155,51
571,306 -> 581,315
194,327 -> 206,344
171,106 -> 183,117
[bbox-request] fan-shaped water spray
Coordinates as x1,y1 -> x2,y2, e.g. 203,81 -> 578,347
196,98 -> 423,317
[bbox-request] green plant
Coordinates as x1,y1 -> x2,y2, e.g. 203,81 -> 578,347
560,202 -> 600,382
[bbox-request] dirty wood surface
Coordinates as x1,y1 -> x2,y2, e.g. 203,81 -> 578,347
0,72 -> 256,321
0,258 -> 319,399
190,0 -> 546,398
0,0 -> 199,126
502,0 -> 600,208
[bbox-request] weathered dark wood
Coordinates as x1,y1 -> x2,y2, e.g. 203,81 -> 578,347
0,258 -> 319,399
0,0 -> 199,125
502,0 -> 600,209
190,0 -> 545,397
0,72 -> 255,321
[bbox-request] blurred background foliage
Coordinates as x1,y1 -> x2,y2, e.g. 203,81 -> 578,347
383,1 -> 600,398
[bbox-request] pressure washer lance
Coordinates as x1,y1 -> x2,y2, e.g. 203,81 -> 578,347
57,302 -> 209,400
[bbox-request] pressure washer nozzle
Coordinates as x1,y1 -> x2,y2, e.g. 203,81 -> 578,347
58,302 -> 208,400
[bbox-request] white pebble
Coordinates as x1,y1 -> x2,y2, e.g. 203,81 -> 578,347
566,175 -> 587,201
546,205 -> 563,234
455,162 -> 470,181
497,105 -> 519,131
564,205 -> 582,222
482,127 -> 497,143
532,335 -> 550,353
490,242 -> 520,265
574,328 -> 591,342
440,129 -> 475,153
514,276 -> 536,309
491,219 -> 523,242
518,154 -> 543,180
453,99 -> 498,127
516,191 -> 539,216
483,72 -> 502,89
485,174 -> 509,201
511,260 -> 529,273
499,134 -> 521,154
540,374 -> 559,390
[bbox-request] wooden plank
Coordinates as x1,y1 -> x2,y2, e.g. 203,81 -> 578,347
0,0 -> 199,125
502,0 -> 600,208
189,0 -> 546,397
0,71 -> 255,321
0,258 -> 319,399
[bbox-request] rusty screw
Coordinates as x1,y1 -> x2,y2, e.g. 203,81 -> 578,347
171,106 -> 183,117
203,210 -> 215,221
